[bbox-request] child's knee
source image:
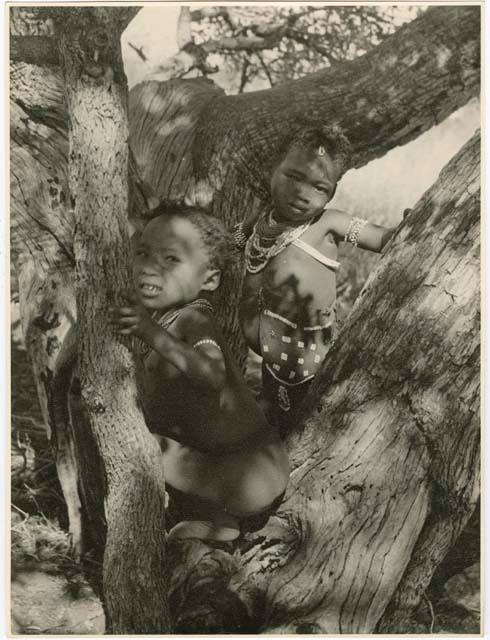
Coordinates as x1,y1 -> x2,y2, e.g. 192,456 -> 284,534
167,515 -> 240,542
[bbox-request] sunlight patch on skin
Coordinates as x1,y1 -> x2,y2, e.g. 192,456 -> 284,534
436,45 -> 452,69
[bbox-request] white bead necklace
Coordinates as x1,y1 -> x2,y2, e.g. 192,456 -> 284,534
245,210 -> 311,274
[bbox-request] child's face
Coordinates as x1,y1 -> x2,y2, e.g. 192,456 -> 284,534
133,215 -> 214,311
270,146 -> 341,224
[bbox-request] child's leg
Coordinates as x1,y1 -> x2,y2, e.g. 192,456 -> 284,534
167,513 -> 240,542
238,490 -> 286,534
165,483 -> 240,542
167,490 -> 286,541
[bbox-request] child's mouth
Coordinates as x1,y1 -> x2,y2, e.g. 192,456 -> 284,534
139,283 -> 162,295
287,203 -> 307,216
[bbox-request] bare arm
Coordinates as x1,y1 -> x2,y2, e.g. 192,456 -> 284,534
111,299 -> 226,391
323,209 -> 396,253
144,323 -> 226,391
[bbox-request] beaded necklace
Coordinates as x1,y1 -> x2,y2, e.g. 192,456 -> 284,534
245,208 -> 312,274
139,298 -> 214,360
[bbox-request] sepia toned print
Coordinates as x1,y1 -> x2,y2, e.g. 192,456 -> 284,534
9,3 -> 481,635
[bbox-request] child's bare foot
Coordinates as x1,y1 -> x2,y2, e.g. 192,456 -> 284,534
167,519 -> 240,542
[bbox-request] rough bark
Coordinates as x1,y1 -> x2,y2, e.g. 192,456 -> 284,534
165,131 -> 480,634
9,10 -> 83,555
52,8 -> 169,633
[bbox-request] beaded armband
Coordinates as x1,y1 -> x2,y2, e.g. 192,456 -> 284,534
193,338 -> 222,352
233,222 -> 248,250
344,217 -> 368,248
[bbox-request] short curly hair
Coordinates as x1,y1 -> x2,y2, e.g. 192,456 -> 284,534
274,121 -> 352,177
147,201 -> 234,273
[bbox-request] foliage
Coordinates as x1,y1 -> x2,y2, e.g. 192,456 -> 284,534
12,512 -> 72,573
190,6 -> 421,92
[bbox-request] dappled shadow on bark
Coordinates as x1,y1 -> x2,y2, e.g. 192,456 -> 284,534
11,330 -> 67,527
428,499 -> 480,599
11,315 -> 106,596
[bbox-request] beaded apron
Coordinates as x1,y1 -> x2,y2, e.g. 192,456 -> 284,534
259,301 -> 335,412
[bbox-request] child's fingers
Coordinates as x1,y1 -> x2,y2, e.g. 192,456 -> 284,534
114,306 -> 139,317
123,290 -> 140,305
116,327 -> 134,335
113,315 -> 139,327
108,305 -> 136,317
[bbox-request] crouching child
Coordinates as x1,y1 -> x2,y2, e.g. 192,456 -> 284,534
112,203 -> 289,542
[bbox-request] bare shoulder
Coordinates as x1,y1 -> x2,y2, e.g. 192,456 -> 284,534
173,304 -> 219,343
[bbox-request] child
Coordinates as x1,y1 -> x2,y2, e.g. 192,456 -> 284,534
238,123 -> 396,432
112,203 -> 289,542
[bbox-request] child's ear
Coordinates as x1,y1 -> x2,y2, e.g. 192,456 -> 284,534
201,268 -> 221,292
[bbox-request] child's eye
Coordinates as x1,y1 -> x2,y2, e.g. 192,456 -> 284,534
315,186 -> 329,194
165,255 -> 179,264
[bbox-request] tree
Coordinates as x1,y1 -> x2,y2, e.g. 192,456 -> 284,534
140,6 -> 416,92
11,6 -> 170,633
10,5 -> 480,633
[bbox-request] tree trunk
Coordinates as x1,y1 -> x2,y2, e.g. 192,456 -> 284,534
165,131 -> 480,634
9,8 -> 85,556
51,8 -> 169,632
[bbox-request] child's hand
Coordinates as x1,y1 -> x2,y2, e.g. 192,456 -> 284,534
110,292 -> 156,342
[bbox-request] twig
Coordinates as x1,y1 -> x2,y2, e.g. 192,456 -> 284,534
255,51 -> 274,87
11,503 -> 29,521
423,592 -> 436,633
238,57 -> 251,94
127,41 -> 147,62
11,413 -> 44,428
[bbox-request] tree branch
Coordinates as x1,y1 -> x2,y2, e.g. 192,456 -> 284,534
238,56 -> 251,93
255,51 -> 275,87
201,31 -> 284,54
10,7 -> 140,65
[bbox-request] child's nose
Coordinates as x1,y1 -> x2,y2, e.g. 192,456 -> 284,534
294,186 -> 310,204
139,261 -> 160,276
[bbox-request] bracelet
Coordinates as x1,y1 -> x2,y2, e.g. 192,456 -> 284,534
344,216 -> 368,247
233,222 -> 248,249
193,338 -> 222,352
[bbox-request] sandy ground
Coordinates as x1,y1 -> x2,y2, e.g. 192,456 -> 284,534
11,571 -> 105,635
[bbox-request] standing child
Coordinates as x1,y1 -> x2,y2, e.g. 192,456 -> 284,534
112,203 -> 289,542
238,123 -> 396,432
